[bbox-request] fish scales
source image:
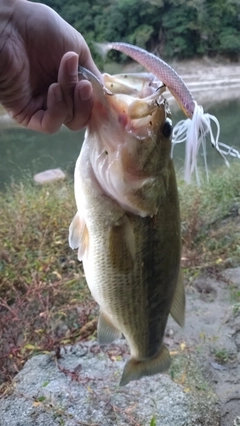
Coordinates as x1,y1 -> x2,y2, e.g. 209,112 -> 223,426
84,189 -> 180,359
69,67 -> 185,386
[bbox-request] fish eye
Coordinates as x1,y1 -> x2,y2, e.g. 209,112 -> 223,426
162,118 -> 172,138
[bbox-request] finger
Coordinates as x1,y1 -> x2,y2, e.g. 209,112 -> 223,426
58,52 -> 94,130
57,52 -> 78,123
65,80 -> 93,131
26,83 -> 69,133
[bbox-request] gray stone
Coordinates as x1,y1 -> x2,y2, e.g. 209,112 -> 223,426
222,267 -> 240,286
33,169 -> 66,185
0,342 -> 220,426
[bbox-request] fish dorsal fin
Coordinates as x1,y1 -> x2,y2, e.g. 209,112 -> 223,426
68,212 -> 89,261
98,311 -> 122,344
170,269 -> 185,328
120,344 -> 171,386
109,215 -> 136,272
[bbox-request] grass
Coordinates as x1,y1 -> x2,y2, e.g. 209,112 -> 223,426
213,348 -> 230,364
178,161 -> 240,277
0,161 -> 240,388
0,180 -> 97,386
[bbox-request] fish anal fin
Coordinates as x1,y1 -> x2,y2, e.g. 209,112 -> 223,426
98,312 -> 122,345
109,215 -> 136,272
170,269 -> 185,328
69,212 -> 89,261
120,345 -> 171,386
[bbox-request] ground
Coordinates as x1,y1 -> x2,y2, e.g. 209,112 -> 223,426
167,267 -> 240,426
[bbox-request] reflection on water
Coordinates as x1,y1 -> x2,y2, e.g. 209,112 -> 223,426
0,126 -> 84,189
0,99 -> 239,189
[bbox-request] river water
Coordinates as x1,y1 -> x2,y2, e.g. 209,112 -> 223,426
0,98 -> 239,189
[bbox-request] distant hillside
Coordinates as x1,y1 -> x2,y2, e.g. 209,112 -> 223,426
34,0 -> 240,62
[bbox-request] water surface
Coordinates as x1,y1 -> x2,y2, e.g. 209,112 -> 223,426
0,99 -> 239,189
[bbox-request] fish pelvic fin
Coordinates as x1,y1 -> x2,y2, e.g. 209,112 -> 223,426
120,345 -> 171,386
68,212 -> 89,261
170,269 -> 185,328
98,311 -> 122,344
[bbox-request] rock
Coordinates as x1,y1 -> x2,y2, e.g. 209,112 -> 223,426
0,342 -> 220,426
222,267 -> 240,286
33,169 -> 66,185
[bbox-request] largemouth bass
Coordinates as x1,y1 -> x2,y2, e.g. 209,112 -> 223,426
69,67 -> 185,386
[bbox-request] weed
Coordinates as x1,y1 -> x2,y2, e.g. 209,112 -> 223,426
178,162 -> 240,274
233,303 -> 240,316
150,416 -> 157,426
229,284 -> 240,316
230,287 -> 240,303
214,348 -> 230,364
0,181 -> 98,387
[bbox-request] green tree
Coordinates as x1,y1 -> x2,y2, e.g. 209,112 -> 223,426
31,0 -> 240,61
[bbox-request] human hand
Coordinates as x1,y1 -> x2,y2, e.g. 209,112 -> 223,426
0,0 -> 102,133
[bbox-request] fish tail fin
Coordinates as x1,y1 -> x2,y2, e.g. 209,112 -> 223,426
120,345 -> 171,386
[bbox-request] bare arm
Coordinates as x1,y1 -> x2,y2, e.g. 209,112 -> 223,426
0,0 -> 101,133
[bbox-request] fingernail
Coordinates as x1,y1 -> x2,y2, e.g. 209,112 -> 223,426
79,82 -> 92,101
54,85 -> 63,102
67,55 -> 78,76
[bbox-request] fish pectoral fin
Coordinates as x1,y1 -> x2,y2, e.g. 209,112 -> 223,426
69,212 -> 89,261
120,345 -> 171,386
170,269 -> 185,328
98,312 -> 122,345
109,215 -> 136,272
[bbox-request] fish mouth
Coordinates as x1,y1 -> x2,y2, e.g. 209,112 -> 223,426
78,68 -> 167,140
81,70 -> 172,217
102,73 -> 167,140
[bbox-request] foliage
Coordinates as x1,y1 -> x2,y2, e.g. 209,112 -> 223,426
178,161 -> 240,276
0,181 -> 97,386
32,0 -> 240,61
